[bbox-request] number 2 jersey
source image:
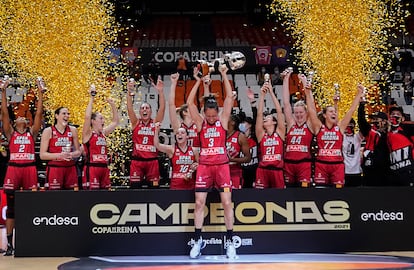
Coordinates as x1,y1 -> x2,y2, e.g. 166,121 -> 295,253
8,129 -> 36,165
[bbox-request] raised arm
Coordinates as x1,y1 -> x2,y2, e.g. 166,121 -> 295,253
1,79 -> 12,140
82,85 -> 95,144
31,79 -> 44,139
269,82 -> 285,140
168,72 -> 180,132
338,83 -> 364,132
103,98 -> 119,136
255,84 -> 267,142
219,66 -> 232,130
154,122 -> 174,158
126,79 -> 138,128
282,69 -> 294,128
187,67 -> 203,131
357,102 -> 370,136
304,83 -> 322,132
202,74 -> 211,97
154,76 -> 166,123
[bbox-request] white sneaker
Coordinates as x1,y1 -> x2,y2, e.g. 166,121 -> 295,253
190,238 -> 202,259
226,240 -> 237,259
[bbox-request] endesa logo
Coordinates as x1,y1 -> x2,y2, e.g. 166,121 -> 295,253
360,210 -> 404,222
33,215 -> 79,226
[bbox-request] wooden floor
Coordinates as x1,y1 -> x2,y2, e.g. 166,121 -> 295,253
2,225 -> 414,270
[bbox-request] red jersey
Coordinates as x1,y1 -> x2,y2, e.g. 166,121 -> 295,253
84,131 -> 108,165
388,128 -> 414,172
48,125 -> 75,166
258,132 -> 284,169
181,122 -> 200,148
285,123 -> 313,161
241,137 -> 259,167
8,129 -> 35,165
316,124 -> 343,163
199,119 -> 228,165
132,119 -> 158,159
171,144 -> 196,185
226,130 -> 241,161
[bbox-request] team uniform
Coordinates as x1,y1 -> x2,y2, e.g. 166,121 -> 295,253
241,136 -> 259,188
314,124 -> 344,186
3,129 -> 37,192
170,144 -> 196,190
195,119 -> 231,192
284,123 -> 314,186
82,131 -> 110,189
181,122 -> 200,149
358,104 -> 390,186
226,130 -> 243,189
387,127 -> 414,186
255,131 -> 285,189
130,119 -> 160,186
46,126 -> 78,190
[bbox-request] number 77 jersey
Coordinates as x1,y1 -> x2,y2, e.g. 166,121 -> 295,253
316,124 -> 344,163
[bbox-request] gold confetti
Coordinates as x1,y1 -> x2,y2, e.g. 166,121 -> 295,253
0,0 -> 127,134
270,0 -> 408,118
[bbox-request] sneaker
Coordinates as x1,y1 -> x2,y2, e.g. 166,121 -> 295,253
189,238 -> 202,259
4,244 -> 14,256
226,241 -> 237,259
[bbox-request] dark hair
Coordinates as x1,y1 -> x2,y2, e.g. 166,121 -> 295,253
54,107 -> 67,125
230,114 -> 241,129
177,104 -> 188,119
203,95 -> 218,112
245,116 -> 254,125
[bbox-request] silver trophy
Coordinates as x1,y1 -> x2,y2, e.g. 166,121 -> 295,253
264,73 -> 270,83
90,84 -> 97,97
307,70 -> 315,84
0,75 -> 10,89
198,51 -> 246,76
37,76 -> 47,93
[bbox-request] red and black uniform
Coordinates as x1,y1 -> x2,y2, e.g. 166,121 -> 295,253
196,119 -> 231,192
181,122 -> 200,148
358,103 -> 390,186
3,129 -> 37,192
170,144 -> 196,190
226,130 -> 243,189
82,131 -> 110,189
255,131 -> 285,189
314,124 -> 344,186
130,119 -> 160,186
46,125 -> 78,190
241,136 -> 258,188
284,123 -> 314,186
387,125 -> 414,186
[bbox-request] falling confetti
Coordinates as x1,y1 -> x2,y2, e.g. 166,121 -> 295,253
270,0 -> 409,117
0,0 -> 127,130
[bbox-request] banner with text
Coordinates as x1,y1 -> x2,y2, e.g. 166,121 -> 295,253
15,187 -> 414,257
